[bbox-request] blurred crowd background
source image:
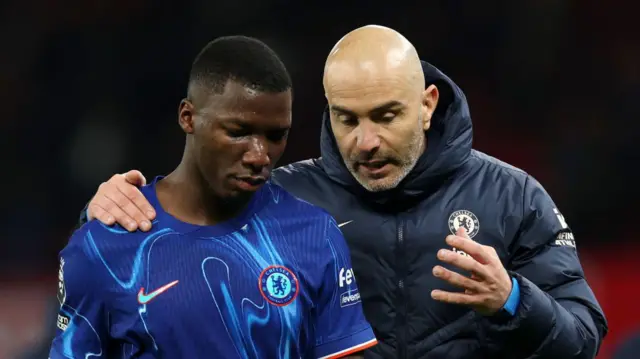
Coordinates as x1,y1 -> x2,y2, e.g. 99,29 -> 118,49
1,1 -> 638,358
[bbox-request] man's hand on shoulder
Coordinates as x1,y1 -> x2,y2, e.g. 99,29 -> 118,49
87,170 -> 155,232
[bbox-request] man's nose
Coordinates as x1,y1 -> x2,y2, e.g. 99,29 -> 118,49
355,122 -> 381,153
243,137 -> 270,170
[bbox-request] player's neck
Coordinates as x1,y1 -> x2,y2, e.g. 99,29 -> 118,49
157,164 -> 253,227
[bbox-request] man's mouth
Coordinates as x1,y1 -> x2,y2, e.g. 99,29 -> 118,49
233,175 -> 267,191
356,160 -> 392,177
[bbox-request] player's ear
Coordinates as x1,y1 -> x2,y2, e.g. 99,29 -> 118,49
421,84 -> 439,131
178,99 -> 195,134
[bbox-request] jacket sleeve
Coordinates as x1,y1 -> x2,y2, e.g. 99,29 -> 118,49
480,175 -> 607,359
76,201 -> 90,229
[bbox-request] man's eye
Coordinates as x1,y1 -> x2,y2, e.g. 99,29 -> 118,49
227,129 -> 249,138
338,115 -> 358,126
379,112 -> 397,123
267,130 -> 289,142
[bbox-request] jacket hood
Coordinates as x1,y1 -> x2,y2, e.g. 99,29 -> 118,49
319,61 -> 473,205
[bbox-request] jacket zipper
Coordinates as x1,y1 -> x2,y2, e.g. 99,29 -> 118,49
396,217 -> 407,359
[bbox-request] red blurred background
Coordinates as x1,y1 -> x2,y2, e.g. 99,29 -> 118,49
1,1 -> 638,358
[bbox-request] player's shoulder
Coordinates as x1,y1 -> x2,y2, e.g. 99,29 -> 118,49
66,218 -> 154,259
69,220 -> 116,246
262,181 -> 334,222
74,219 -> 135,241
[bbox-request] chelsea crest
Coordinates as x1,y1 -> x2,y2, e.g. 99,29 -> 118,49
448,210 -> 480,238
259,265 -> 299,306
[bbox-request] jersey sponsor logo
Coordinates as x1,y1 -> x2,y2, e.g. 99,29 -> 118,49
57,314 -> 70,331
137,280 -> 179,305
57,258 -> 66,307
448,210 -> 480,238
339,267 -> 356,288
259,265 -> 299,306
340,289 -> 361,307
338,268 -> 360,307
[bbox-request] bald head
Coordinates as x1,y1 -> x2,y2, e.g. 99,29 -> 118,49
323,25 -> 439,193
323,25 -> 424,94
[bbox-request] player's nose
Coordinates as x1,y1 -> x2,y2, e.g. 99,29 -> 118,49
243,137 -> 271,170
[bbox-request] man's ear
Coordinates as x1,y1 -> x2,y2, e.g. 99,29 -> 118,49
421,84 -> 439,131
178,99 -> 195,134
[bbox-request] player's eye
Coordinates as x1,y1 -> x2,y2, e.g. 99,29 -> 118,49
266,129 -> 289,143
226,128 -> 250,138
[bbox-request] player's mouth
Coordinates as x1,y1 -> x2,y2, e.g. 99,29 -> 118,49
233,175 -> 267,192
356,160 -> 393,178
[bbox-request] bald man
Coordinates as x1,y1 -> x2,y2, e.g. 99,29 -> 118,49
76,26 -> 607,358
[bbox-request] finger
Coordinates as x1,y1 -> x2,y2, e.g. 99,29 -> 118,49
107,173 -> 155,222
437,249 -> 489,278
123,170 -> 147,187
115,180 -> 156,221
456,227 -> 469,238
110,187 -> 152,231
432,265 -> 484,293
88,202 -> 115,225
431,289 -> 476,306
102,191 -> 140,232
445,234 -> 491,265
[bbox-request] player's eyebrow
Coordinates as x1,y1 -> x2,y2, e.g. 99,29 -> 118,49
224,117 -> 291,131
331,100 -> 405,117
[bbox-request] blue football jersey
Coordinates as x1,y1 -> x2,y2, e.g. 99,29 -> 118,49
49,177 -> 376,358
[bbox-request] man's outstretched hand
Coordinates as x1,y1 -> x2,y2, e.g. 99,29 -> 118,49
431,228 -> 513,316
87,170 -> 156,232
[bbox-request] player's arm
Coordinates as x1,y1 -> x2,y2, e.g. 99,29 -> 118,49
312,217 -> 377,359
77,170 -> 155,232
50,227 -> 111,358
480,176 -> 608,358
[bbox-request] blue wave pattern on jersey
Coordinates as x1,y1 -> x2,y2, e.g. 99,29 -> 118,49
198,217 -> 301,359
53,182 -> 339,359
84,225 -> 177,353
59,306 -> 102,359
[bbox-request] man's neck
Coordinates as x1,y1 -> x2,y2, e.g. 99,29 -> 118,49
156,162 -> 252,226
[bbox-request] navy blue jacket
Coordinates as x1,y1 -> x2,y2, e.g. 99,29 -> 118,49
271,62 -> 607,358
78,62 -> 606,358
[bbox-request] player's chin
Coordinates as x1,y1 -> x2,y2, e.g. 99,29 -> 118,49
221,187 -> 260,206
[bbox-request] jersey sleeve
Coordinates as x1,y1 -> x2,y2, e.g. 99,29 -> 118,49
49,225 -> 110,359
313,217 -> 377,359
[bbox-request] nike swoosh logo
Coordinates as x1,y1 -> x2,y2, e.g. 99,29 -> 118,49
137,280 -> 179,305
338,220 -> 353,228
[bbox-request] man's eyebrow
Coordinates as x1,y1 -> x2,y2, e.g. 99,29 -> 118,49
221,117 -> 291,132
330,101 -> 405,116
370,100 -> 405,113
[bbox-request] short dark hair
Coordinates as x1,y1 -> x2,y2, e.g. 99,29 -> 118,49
188,36 -> 292,97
